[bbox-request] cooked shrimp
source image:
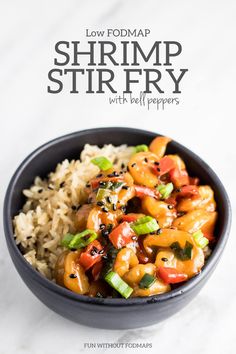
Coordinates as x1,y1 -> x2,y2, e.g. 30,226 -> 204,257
113,247 -> 139,277
123,263 -> 170,296
128,152 -> 160,187
149,136 -> 171,158
173,209 -> 217,235
63,251 -> 90,294
143,229 -> 204,277
177,186 -> 216,213
142,196 -> 176,227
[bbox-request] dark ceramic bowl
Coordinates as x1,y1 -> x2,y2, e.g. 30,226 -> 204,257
4,127 -> 231,329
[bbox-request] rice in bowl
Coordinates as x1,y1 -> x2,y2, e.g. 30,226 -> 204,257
13,144 -> 134,279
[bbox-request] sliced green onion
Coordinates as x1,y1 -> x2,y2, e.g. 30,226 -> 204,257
139,273 -> 156,289
193,230 -> 209,248
134,144 -> 149,153
110,182 -> 124,191
131,216 -> 159,235
61,233 -> 74,248
170,241 -> 193,260
104,271 -> 133,299
157,183 -> 174,199
96,188 -> 111,202
61,229 -> 98,249
91,156 -> 113,171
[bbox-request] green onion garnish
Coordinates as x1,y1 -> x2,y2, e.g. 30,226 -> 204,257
91,156 -> 113,171
104,271 -> 133,299
170,241 -> 193,260
131,216 -> 159,235
139,273 -> 156,289
193,230 -> 209,248
61,233 -> 74,248
157,183 -> 174,199
96,188 -> 111,201
61,229 -> 98,249
132,216 -> 159,235
134,144 -> 149,153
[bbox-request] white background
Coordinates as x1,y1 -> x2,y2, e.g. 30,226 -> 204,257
0,1 -> 235,353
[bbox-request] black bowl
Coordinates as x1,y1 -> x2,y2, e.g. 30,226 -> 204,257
3,127 -> 231,329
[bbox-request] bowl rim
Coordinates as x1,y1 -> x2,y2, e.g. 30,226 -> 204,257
3,127 -> 232,307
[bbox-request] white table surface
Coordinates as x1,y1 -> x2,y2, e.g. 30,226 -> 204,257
0,1 -> 235,353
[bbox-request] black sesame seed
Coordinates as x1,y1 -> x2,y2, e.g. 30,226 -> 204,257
112,204 -> 117,211
86,183 -> 91,188
102,206 -> 108,213
90,246 -> 99,256
102,230 -> 109,237
106,196 -> 112,204
157,168 -> 161,172
72,205 -> 77,210
127,166 -> 130,172
131,163 -> 137,167
99,181 -> 106,186
122,186 -> 129,190
150,231 -> 156,235
157,229 -> 162,235
60,182 -> 65,188
97,201 -> 104,206
121,163 -> 125,169
161,257 -> 168,262
69,274 -> 77,279
107,224 -> 113,232
107,173 -> 114,177
113,171 -> 119,177
176,188 -> 181,193
99,224 -> 106,230
96,173 -> 103,178
154,161 -> 160,166
38,189 -> 43,193
26,236 -> 32,239
70,248 -> 77,251
144,158 -> 148,163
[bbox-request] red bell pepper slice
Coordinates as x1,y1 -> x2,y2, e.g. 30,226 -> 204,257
169,167 -> 189,188
79,240 -> 104,271
121,213 -> 142,223
158,267 -> 188,284
203,233 -> 215,242
109,221 -> 136,249
153,156 -> 176,176
134,185 -> 160,199
176,185 -> 199,198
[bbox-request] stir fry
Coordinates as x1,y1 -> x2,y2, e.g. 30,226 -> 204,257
54,136 -> 217,298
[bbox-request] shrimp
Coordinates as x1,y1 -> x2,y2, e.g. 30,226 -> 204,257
173,209 -> 217,235
123,263 -> 170,296
149,136 -> 171,158
142,196 -> 176,228
177,186 -> 216,213
128,152 -> 160,188
62,251 -> 90,294
113,247 -> 139,277
143,229 -> 204,277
